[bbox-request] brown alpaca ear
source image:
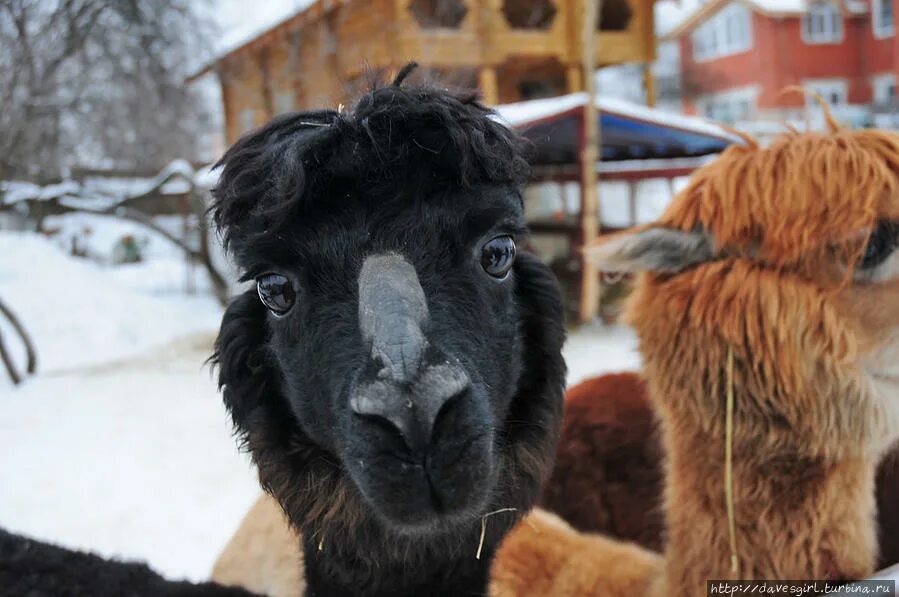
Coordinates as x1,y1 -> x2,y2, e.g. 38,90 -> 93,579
585,227 -> 715,273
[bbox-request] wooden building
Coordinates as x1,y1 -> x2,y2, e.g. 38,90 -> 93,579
193,0 -> 659,144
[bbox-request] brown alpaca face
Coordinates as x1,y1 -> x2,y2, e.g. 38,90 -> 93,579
589,129 -> 899,454
844,218 -> 899,411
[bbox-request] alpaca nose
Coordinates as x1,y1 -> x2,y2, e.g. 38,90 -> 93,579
354,251 -> 472,449
357,252 -> 429,384
350,362 -> 472,451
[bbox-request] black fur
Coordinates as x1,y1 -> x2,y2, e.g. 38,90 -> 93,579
211,73 -> 565,597
0,528 -> 257,596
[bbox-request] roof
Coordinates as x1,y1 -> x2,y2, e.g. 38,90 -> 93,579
664,0 -> 868,40
194,0 -> 668,81
191,0 -> 341,80
495,93 -> 739,163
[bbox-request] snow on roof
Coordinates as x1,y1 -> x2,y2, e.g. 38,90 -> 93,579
193,164 -> 221,190
216,0 -> 316,55
664,0 -> 825,39
748,0 -> 808,13
1,181 -> 82,204
1,161 -> 210,208
494,92 -> 736,141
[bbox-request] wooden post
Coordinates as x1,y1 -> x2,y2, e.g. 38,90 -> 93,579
566,64 -> 583,93
643,63 -> 656,107
479,66 -> 499,105
258,47 -> 275,119
578,0 -> 602,323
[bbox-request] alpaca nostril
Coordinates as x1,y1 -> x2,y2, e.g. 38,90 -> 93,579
351,410 -> 414,453
351,364 -> 471,454
429,385 -> 470,447
350,387 -> 413,441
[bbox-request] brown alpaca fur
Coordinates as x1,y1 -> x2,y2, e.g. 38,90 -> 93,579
543,372 -> 899,568
491,509 -> 662,597
212,497 -> 303,597
575,126 -> 899,594
538,372 -> 665,551
877,447 -> 899,567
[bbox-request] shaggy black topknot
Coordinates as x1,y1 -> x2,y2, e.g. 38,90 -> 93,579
211,63 -> 530,251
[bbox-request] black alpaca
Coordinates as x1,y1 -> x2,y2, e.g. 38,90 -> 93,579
211,66 -> 567,597
0,528 -> 256,596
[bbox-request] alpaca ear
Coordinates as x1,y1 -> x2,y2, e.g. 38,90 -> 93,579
213,289 -> 276,430
585,227 -> 715,274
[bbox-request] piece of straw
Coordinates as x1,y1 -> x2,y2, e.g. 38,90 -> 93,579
725,347 -> 739,576
476,508 -> 518,560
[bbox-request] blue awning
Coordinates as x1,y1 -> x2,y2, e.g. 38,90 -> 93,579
495,93 -> 739,165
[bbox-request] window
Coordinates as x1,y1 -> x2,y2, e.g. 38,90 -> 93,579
803,79 -> 848,105
240,109 -> 256,133
691,3 -> 753,62
696,87 -> 758,124
802,2 -> 843,44
519,80 -> 558,100
873,73 -> 897,106
873,0 -> 895,38
275,91 -> 295,115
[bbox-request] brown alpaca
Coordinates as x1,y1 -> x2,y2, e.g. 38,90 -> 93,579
500,124 -> 899,595
544,371 -> 899,567
538,372 -> 665,551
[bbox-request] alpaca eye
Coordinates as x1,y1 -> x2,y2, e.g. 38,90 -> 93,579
859,221 -> 898,270
481,236 -> 516,279
256,273 -> 296,316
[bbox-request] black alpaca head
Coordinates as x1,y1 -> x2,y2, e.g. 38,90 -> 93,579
211,68 -> 566,587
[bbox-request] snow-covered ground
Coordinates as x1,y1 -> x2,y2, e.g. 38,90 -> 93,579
0,230 -> 640,582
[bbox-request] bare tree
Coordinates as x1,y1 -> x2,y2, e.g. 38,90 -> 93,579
0,0 -> 215,182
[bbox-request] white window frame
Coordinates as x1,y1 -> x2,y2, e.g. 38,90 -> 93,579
802,78 -> 849,106
801,2 -> 844,44
872,73 -> 897,105
695,86 -> 759,124
691,2 -> 754,62
872,0 -> 895,38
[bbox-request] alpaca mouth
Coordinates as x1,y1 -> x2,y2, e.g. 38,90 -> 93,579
346,431 -> 495,533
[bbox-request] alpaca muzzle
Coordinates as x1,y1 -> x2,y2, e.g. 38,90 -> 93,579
354,252 -> 472,452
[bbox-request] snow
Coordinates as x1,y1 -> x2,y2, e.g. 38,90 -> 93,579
194,163 -> 221,190
748,0 -> 808,14
494,92 -> 736,141
659,0 -> 817,38
3,161 -> 216,214
564,323 -> 641,387
655,0 -> 704,36
0,230 -> 643,583
0,356 -> 261,582
1,180 -> 80,204
0,233 -> 221,373
1,181 -> 42,204
214,0 -> 316,56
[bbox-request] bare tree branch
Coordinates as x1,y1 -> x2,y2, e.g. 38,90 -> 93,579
0,0 -> 215,181
0,297 -> 37,377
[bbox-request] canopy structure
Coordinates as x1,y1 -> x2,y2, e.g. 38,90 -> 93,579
494,94 -> 739,322
495,93 -> 738,165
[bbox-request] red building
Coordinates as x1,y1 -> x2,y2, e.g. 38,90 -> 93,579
665,0 -> 897,127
